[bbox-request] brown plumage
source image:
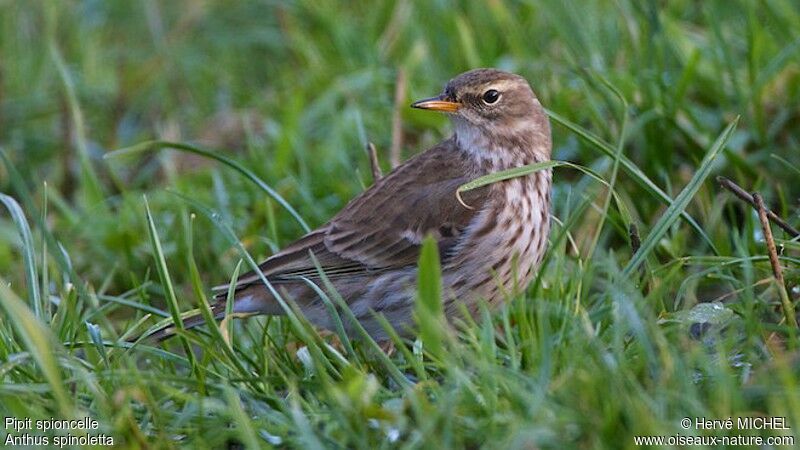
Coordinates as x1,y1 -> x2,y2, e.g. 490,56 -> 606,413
142,68 -> 552,342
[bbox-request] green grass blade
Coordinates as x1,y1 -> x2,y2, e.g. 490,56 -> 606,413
223,259 -> 244,347
0,151 -> 88,301
771,154 -> 800,177
85,321 -> 109,369
40,183 -> 51,320
167,191 -> 347,379
0,194 -> 42,318
106,140 -> 310,232
49,41 -> 105,208
584,72 -> 629,263
415,236 -> 446,360
298,275 -> 355,357
223,386 -> 261,449
188,242 -> 252,379
623,118 -> 739,277
548,110 -> 719,254
167,192 -> 306,331
0,280 -> 73,417
288,386 -> 326,450
458,160 -> 632,224
143,197 -> 197,371
457,161 -> 561,193
308,253 -> 412,388
95,292 -> 169,319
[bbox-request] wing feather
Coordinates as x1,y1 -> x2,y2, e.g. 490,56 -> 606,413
214,138 -> 488,294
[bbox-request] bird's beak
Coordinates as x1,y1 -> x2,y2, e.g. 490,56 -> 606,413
410,95 -> 460,113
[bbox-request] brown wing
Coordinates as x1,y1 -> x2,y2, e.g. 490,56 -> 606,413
214,138 -> 487,291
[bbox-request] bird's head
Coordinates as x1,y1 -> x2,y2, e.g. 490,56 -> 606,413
411,68 -> 550,161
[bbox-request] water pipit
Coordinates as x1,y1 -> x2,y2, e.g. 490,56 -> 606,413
144,68 -> 552,342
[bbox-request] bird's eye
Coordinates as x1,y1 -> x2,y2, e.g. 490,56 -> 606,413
482,89 -> 500,104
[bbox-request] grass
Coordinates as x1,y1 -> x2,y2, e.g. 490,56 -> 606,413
1,0 -> 800,448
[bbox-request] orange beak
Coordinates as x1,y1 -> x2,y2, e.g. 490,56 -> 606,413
410,96 -> 460,113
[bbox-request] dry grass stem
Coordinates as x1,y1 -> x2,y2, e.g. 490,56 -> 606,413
367,142 -> 382,182
717,176 -> 799,237
753,192 -> 797,329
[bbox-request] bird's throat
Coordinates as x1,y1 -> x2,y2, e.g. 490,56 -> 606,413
454,119 -> 548,170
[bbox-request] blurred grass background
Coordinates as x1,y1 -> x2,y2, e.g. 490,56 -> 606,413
1,0 -> 799,448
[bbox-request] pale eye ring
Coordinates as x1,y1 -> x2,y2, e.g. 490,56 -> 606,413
482,89 -> 500,104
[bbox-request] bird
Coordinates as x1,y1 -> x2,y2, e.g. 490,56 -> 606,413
140,68 -> 552,343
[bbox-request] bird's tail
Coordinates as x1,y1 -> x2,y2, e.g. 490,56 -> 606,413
127,285 -> 280,344
128,301 -> 228,344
